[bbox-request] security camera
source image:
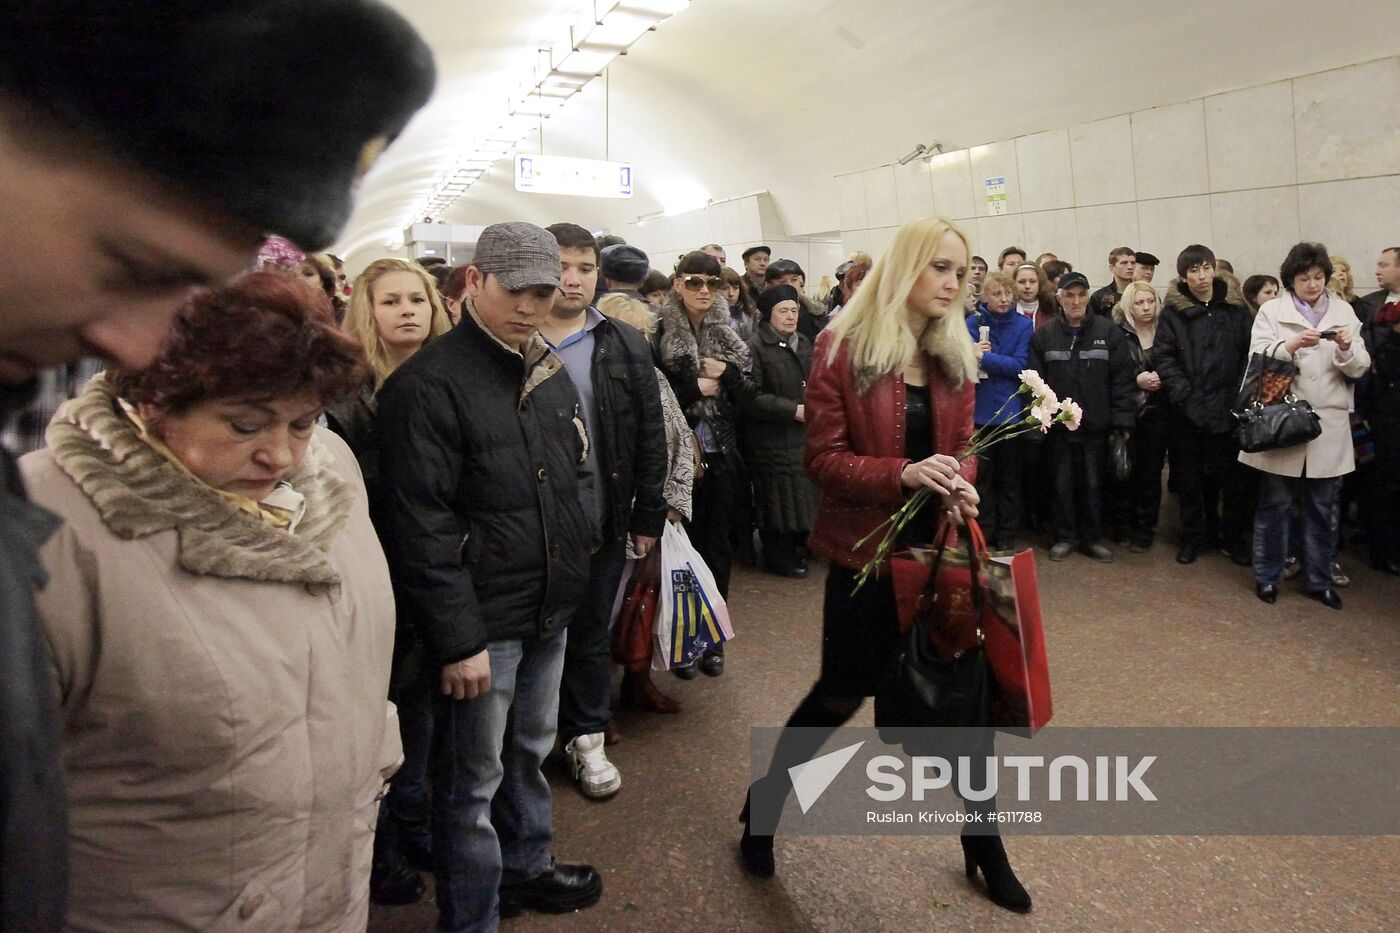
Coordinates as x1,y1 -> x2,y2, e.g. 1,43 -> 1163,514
896,142 -> 943,165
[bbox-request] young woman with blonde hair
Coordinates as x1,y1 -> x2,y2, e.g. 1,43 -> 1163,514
1110,281 -> 1169,550
740,217 -> 1032,913
325,257 -> 451,904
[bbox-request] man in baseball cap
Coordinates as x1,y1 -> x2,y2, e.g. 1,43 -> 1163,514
377,221 -> 607,929
0,3 -> 434,926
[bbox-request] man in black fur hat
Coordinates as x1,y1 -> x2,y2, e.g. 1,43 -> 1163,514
0,4 -> 434,926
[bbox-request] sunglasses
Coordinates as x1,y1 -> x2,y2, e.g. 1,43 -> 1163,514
680,275 -> 722,292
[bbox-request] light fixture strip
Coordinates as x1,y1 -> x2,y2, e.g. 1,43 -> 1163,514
404,1 -> 690,224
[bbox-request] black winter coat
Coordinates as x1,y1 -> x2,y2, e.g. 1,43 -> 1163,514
1353,289 -> 1387,325
1027,311 -> 1137,433
376,312 -> 595,664
1151,277 -> 1253,434
0,383 -> 67,931
1120,323 -> 1166,417
578,315 -> 669,548
1362,315 -> 1400,428
740,323 -> 818,533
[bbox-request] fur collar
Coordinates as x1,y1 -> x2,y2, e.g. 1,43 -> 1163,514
659,291 -> 751,373
1164,274 -> 1246,314
46,375 -> 356,586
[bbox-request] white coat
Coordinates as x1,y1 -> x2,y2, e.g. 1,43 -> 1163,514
1238,293 -> 1371,478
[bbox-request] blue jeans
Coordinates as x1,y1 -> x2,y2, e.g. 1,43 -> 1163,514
1253,473 -> 1343,592
431,631 -> 567,933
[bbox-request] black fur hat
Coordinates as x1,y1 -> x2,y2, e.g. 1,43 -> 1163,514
0,1 -> 435,250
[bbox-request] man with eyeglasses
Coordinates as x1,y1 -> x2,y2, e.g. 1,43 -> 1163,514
377,222 -> 605,929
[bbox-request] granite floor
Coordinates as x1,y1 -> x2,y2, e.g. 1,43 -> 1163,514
369,530 -> 1400,932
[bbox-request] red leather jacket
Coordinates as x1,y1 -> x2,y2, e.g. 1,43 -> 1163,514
804,329 -> 978,571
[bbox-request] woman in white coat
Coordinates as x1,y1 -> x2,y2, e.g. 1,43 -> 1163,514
1242,243 -> 1371,609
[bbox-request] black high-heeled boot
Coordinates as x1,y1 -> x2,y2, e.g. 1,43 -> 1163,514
738,791 -> 774,878
960,833 -> 1031,913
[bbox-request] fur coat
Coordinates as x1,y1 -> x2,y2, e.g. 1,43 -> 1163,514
659,291 -> 752,453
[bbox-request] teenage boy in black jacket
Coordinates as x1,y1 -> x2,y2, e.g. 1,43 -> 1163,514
1028,273 -> 1137,562
542,223 -> 667,798
378,223 -> 604,930
1151,244 -> 1254,565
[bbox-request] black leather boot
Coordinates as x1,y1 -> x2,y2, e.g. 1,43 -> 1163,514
960,832 -> 1031,913
738,791 -> 775,878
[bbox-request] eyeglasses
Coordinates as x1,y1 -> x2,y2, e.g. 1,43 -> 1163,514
680,275 -> 722,292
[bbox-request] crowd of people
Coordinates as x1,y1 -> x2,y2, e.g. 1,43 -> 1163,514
3,4 -> 1399,931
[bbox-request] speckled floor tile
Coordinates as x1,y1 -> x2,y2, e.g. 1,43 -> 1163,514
371,529 -> 1400,932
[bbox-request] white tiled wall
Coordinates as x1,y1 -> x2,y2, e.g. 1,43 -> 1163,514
836,55 -> 1400,290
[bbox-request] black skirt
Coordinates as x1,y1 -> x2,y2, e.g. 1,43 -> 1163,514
817,564 -> 902,699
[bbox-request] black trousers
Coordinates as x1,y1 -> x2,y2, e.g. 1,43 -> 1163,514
1116,407 -> 1169,543
973,428 -> 1023,547
1020,433 -> 1051,533
749,566 -> 998,836
1168,414 -> 1249,548
1049,430 -> 1106,548
759,529 -> 806,567
1368,417 -> 1400,564
557,543 -> 627,739
686,448 -> 738,601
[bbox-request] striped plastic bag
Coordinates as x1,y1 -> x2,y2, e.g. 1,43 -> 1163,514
654,521 -> 735,670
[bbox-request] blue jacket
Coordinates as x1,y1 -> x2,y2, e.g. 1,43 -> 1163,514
967,307 -> 1033,426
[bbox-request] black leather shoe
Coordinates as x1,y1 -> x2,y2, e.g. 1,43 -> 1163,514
499,859 -> 603,917
1256,583 -> 1278,604
1229,546 -> 1253,567
700,647 -> 725,677
673,660 -> 699,680
369,847 -> 425,906
1309,588 -> 1343,611
767,561 -> 808,579
1175,543 -> 1199,565
1372,559 -> 1400,577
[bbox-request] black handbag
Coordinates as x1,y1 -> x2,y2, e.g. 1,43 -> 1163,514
1235,396 -> 1322,453
1108,430 -> 1133,482
874,527 -> 992,730
1233,342 -> 1323,453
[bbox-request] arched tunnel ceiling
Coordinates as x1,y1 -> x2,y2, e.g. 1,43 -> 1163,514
336,0 -> 1399,258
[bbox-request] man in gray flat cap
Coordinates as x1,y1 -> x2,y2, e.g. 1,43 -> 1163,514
377,222 -> 606,932
0,3 -> 434,927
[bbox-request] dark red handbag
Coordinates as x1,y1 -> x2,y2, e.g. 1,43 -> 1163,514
610,549 -> 662,671
887,519 -> 1053,736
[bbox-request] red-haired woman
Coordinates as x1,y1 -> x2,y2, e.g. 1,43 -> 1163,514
21,273 -> 399,929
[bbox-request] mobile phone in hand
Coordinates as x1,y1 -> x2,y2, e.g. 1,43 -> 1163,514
1319,329 -> 1338,340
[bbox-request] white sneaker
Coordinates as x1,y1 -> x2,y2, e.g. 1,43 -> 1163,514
564,733 -> 621,799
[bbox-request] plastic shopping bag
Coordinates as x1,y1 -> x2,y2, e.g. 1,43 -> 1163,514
654,521 -> 735,670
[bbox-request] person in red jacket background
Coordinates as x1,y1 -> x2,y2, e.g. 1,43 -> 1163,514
737,217 -> 1033,913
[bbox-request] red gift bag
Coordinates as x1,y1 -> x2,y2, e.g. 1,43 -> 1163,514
888,520 -> 1053,736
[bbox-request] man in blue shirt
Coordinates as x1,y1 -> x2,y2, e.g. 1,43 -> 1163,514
541,224 -> 668,801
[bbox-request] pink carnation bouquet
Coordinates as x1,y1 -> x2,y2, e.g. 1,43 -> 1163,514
852,369 -> 1082,590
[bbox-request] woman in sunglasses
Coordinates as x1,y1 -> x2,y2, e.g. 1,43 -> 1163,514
657,250 -> 752,678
